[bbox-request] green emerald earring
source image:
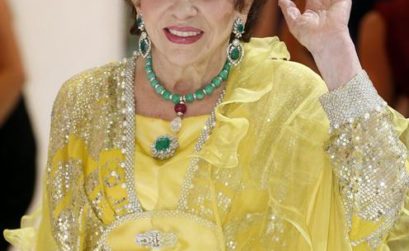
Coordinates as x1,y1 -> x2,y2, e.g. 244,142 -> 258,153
227,18 -> 245,66
137,13 -> 151,58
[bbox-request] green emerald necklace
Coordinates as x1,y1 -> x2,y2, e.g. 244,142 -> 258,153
144,54 -> 232,160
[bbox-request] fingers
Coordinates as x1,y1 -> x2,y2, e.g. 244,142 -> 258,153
278,0 -> 301,25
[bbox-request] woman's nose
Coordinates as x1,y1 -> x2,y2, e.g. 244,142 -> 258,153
170,0 -> 198,20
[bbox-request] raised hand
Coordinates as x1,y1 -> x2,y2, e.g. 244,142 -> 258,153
278,0 -> 362,90
278,0 -> 351,54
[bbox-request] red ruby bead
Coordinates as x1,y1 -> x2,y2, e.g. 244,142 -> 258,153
175,103 -> 187,114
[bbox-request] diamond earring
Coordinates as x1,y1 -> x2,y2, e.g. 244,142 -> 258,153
227,18 -> 245,66
136,13 -> 152,58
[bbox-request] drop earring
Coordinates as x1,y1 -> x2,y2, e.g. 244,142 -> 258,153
136,13 -> 151,58
227,17 -> 245,66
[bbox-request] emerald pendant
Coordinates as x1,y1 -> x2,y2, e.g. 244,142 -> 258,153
138,32 -> 151,58
227,39 -> 243,66
151,135 -> 179,160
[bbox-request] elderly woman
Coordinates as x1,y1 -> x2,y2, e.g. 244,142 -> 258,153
4,0 -> 409,250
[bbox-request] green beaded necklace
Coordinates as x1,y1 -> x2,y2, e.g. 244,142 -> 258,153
145,54 -> 231,104
144,53 -> 232,160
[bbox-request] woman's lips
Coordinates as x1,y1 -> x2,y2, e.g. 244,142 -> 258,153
164,26 -> 204,44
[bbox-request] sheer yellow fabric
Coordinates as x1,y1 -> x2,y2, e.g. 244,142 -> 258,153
4,37 -> 409,250
134,114 -> 209,211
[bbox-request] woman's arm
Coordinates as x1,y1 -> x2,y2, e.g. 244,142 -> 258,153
0,0 -> 26,127
280,24 -> 319,73
278,0 -> 360,90
279,0 -> 409,249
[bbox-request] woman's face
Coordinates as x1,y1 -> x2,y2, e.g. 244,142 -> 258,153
134,0 -> 247,67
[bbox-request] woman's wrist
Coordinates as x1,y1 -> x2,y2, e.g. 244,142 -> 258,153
311,33 -> 362,91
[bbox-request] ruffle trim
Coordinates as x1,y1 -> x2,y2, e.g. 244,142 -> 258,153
195,37 -> 290,169
4,208 -> 41,251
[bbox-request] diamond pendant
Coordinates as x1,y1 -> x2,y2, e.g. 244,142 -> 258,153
170,117 -> 182,133
151,102 -> 186,160
151,135 -> 179,160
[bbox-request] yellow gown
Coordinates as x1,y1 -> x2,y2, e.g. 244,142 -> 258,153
4,37 -> 409,251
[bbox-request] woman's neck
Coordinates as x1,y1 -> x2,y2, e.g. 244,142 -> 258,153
143,49 -> 227,95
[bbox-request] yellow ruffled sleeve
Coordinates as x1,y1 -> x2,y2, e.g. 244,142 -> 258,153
3,203 -> 54,251
320,71 -> 409,250
4,189 -> 59,251
263,61 -> 409,250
